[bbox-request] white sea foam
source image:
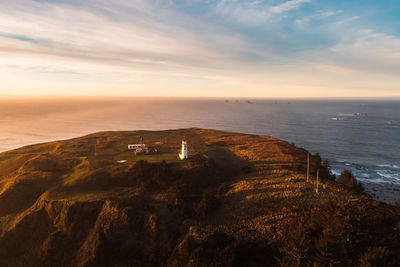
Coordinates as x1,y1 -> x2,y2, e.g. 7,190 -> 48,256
377,164 -> 400,169
360,173 -> 371,178
366,177 -> 388,184
337,113 -> 361,117
377,164 -> 391,168
376,171 -> 399,180
331,169 -> 341,176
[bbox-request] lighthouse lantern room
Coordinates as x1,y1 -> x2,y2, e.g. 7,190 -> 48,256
179,139 -> 188,160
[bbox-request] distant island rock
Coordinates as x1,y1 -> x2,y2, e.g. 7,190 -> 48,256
0,128 -> 398,266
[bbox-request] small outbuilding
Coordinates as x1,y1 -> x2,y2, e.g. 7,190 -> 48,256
128,144 -> 146,153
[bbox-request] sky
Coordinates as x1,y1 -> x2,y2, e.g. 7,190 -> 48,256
0,0 -> 399,98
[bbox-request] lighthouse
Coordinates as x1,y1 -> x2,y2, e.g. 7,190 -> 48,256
179,139 -> 188,160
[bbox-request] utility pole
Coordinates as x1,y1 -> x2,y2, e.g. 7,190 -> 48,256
307,153 -> 310,182
316,169 -> 319,193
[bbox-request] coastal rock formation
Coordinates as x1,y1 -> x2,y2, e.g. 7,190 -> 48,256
0,128 -> 398,266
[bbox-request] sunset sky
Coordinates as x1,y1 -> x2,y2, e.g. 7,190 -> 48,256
1,0 -> 399,98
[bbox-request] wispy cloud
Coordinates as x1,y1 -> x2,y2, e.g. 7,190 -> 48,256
0,0 -> 399,97
329,29 -> 400,75
0,1 -> 255,76
295,9 -> 343,24
270,0 -> 312,14
213,0 -> 312,25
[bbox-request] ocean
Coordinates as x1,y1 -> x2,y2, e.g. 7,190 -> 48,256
1,97 -> 399,199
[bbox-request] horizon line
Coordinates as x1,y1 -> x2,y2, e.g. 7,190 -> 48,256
1,95 -> 400,101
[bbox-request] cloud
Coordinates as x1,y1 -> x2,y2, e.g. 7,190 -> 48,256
0,0 -> 261,79
0,0 -> 399,97
328,29 -> 400,75
295,9 -> 343,24
0,33 -> 40,44
213,0 -> 312,25
270,0 -> 312,14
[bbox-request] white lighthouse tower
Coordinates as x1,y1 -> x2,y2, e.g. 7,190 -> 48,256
179,139 -> 188,160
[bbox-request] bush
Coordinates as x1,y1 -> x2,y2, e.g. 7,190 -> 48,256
358,247 -> 391,267
195,191 -> 219,218
232,240 -> 277,266
217,183 -> 230,195
310,153 -> 322,176
130,160 -> 173,191
320,159 -> 334,180
241,165 -> 251,174
338,169 -> 364,193
306,153 -> 334,180
189,231 -> 235,266
179,235 -> 198,262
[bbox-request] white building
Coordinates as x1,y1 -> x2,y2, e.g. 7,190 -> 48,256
179,139 -> 188,160
128,144 -> 146,152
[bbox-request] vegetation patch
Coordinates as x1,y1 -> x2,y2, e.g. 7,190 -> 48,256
0,128 -> 397,266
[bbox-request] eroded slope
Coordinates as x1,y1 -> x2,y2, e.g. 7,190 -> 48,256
0,128 -> 398,266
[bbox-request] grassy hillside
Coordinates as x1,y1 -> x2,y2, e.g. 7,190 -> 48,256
0,128 -> 398,266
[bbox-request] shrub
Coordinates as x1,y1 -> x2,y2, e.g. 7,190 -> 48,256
280,225 -> 313,266
179,235 -> 198,262
241,165 -> 251,174
190,231 -> 235,266
130,160 -> 173,191
338,169 -> 364,193
358,247 -> 391,267
310,153 -> 322,176
306,153 -> 334,180
320,159 -> 334,180
195,191 -> 219,218
217,183 -> 230,195
232,240 -> 277,267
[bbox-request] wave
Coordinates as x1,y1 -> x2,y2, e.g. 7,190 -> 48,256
377,164 -> 400,169
365,177 -> 389,184
337,113 -> 362,117
376,171 -> 399,180
332,162 -> 400,186
331,169 -> 341,176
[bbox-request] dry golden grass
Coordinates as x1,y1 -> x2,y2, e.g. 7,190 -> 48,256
0,128 -> 397,266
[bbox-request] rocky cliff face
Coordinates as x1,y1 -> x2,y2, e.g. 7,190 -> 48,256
0,128 -> 398,266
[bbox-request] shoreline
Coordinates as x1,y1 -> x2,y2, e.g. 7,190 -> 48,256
1,134 -> 399,206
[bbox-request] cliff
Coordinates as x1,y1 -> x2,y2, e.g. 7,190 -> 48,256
0,128 -> 398,266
